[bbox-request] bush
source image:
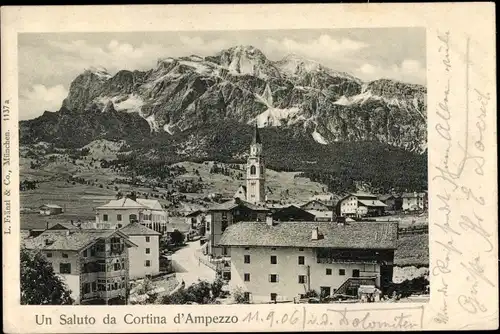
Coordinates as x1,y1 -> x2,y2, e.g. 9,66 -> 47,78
232,287 -> 248,304
211,278 -> 224,299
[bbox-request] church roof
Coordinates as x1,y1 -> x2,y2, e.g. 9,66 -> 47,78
252,123 -> 262,145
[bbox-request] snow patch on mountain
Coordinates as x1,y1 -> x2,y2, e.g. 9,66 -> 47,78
334,90 -> 382,106
252,107 -> 301,127
87,66 -> 112,80
114,94 -> 144,113
312,130 -> 328,145
163,123 -> 175,135
179,60 -> 213,75
145,114 -> 160,132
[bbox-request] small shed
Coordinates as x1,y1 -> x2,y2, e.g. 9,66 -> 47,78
39,204 -> 63,216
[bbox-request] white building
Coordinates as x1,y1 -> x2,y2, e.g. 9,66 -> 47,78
219,219 -> 398,303
95,197 -> 167,233
402,192 -> 428,211
119,222 -> 161,280
338,192 -> 387,218
23,228 -> 136,305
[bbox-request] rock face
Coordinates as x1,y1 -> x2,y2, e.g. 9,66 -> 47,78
21,45 -> 427,153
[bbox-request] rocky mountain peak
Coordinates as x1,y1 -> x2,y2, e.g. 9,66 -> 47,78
26,44 -> 427,154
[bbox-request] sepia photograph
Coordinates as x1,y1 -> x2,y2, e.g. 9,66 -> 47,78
17,28 -> 430,306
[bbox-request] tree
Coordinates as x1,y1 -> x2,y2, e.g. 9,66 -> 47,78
170,230 -> 185,245
232,287 -> 248,304
211,278 -> 224,299
20,247 -> 74,305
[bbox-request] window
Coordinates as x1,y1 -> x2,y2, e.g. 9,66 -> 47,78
244,247 -> 250,250
222,247 -> 228,256
97,260 -> 106,272
352,269 -> 360,277
146,248 -> 150,254
46,252 -> 52,258
83,249 -> 88,257
90,247 -> 96,256
271,247 -> 276,250
298,256 -> 305,265
326,268 -> 332,275
250,165 -> 256,175
92,282 -> 96,291
244,292 -> 251,301
103,214 -> 108,222
113,262 -> 121,271
145,260 -> 151,267
298,275 -> 307,284
339,269 -> 346,276
83,283 -> 91,294
244,273 -> 250,282
244,255 -> 250,264
144,236 -> 150,243
60,263 -> 71,274
270,293 -> 277,301
269,274 -> 278,283
299,248 -> 304,251
62,253 -> 68,258
270,255 -> 277,264
117,214 -> 122,221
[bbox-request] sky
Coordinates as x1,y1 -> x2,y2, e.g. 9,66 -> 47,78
18,28 -> 426,120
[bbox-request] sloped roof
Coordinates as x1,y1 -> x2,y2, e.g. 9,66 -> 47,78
136,199 -> 163,211
185,210 -> 204,217
307,210 -> 333,219
40,204 -> 62,209
350,192 -> 377,198
48,222 -> 82,230
119,222 -> 161,236
358,199 -> 387,207
219,221 -> 398,249
166,223 -> 192,233
379,194 -> 395,201
23,229 -> 137,251
208,198 -> 268,212
96,197 -> 146,210
402,192 -> 427,198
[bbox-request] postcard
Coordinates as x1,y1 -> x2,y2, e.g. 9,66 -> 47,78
1,3 -> 497,333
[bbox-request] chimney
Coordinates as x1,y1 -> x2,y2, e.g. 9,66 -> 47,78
311,227 -> 319,240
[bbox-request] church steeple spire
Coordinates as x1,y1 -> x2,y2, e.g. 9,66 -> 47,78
252,122 -> 261,145
246,123 -> 265,204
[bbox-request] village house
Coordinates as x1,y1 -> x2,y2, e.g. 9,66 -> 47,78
308,210 -> 334,222
206,197 -> 268,257
23,228 -> 136,305
218,218 -> 398,303
337,192 -> 387,218
233,185 -> 247,201
166,216 -> 194,242
402,192 -> 428,211
119,222 -> 161,280
270,205 -> 316,222
379,194 -> 402,211
300,199 -> 332,212
95,197 -> 168,233
39,204 -> 63,216
184,210 -> 207,230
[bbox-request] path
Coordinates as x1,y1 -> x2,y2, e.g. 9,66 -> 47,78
170,241 -> 216,286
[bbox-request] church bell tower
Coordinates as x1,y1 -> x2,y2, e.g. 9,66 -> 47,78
246,123 -> 265,204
